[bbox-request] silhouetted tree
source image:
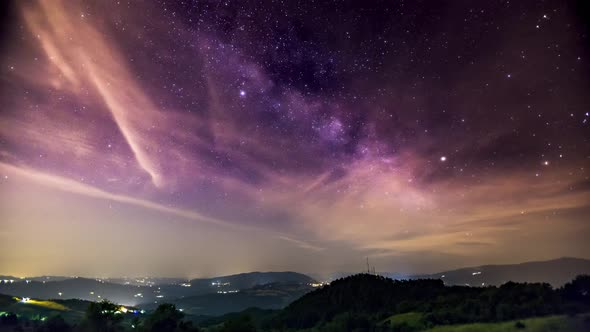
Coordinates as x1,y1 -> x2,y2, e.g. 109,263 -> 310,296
220,314 -> 256,332
143,304 -> 199,332
514,321 -> 526,329
80,300 -> 123,332
562,275 -> 590,304
36,315 -> 71,332
560,275 -> 590,315
0,312 -> 18,326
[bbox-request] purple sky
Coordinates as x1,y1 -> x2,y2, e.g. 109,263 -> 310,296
0,0 -> 589,277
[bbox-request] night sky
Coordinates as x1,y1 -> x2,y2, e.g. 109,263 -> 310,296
1,0 -> 589,278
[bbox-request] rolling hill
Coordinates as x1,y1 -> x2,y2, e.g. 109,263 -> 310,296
0,271 -> 314,306
411,257 -> 590,287
0,293 -> 90,323
266,273 -> 589,331
141,282 -> 314,316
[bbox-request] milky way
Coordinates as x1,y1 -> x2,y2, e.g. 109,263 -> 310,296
0,0 -> 589,277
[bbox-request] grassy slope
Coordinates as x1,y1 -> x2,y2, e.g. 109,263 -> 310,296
423,314 -> 590,332
382,312 -> 427,330
0,294 -> 88,322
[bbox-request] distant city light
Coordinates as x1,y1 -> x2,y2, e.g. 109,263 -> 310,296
310,282 -> 329,288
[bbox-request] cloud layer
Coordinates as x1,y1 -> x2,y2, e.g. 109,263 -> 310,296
1,0 -> 589,277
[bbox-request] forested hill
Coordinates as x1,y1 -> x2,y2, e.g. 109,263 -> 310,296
269,273 -> 590,330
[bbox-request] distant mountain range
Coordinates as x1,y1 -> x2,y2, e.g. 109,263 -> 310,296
0,271 -> 315,306
0,276 -> 73,283
409,257 -> 590,287
318,257 -> 590,287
